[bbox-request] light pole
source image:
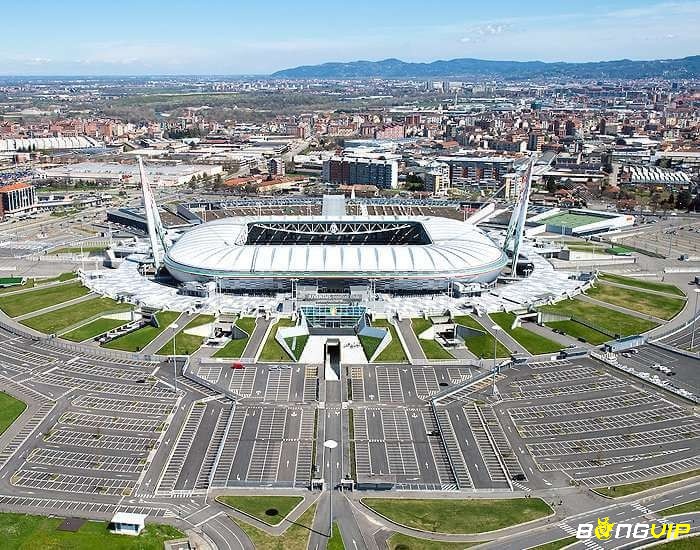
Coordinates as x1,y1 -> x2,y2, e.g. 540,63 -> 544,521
691,289 -> 700,351
323,439 -> 338,538
491,325 -> 502,397
171,323 -> 179,392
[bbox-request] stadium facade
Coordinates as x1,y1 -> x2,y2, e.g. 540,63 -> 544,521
164,215 -> 508,292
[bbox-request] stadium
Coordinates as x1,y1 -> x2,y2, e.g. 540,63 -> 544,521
164,214 -> 509,292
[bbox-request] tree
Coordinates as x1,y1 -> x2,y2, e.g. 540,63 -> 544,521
544,176 -> 557,194
404,174 -> 424,191
676,190 -> 692,210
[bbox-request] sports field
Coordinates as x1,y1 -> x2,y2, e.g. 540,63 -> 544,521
542,212 -> 608,229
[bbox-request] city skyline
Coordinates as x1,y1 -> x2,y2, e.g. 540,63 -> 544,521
1,0 -> 699,75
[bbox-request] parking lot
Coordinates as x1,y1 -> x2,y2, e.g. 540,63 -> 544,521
208,404 -> 316,489
0,326 -> 179,502
349,364 -> 475,404
614,344 -> 700,395
492,358 -> 700,487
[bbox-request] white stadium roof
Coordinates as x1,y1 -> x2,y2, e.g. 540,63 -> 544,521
165,215 -> 507,281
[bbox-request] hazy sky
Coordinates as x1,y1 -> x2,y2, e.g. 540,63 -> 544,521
1,0 -> 698,75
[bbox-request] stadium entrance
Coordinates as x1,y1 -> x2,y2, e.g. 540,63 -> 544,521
299,305 -> 365,335
324,338 -> 341,381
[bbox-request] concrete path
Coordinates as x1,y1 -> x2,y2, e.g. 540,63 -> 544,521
524,321 -> 581,348
142,311 -> 198,355
396,318 -> 426,361
242,316 -> 271,359
483,315 -> 530,356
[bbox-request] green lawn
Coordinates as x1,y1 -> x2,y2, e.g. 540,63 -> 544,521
213,317 -> 257,358
232,502 -> 316,550
259,318 -> 296,362
527,536 -> 578,550
594,469 -> 700,498
103,311 -> 179,352
0,281 -> 89,317
0,272 -> 75,295
411,318 -> 454,359
661,499 -> 700,517
598,272 -> 685,296
490,312 -> 562,355
453,315 -> 510,358
586,284 -> 685,320
545,320 -> 610,345
540,298 -> 658,337
216,495 -> 302,526
328,522 -> 345,550
0,392 -> 26,435
362,498 -> 552,534
386,533 -> 482,550
359,334 -> 382,361
284,334 -> 309,361
49,245 -> 107,255
373,319 -> 408,362
21,297 -> 132,334
62,317 -> 130,342
0,512 -> 184,550
156,314 -> 215,355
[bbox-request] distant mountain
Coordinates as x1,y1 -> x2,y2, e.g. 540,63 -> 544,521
271,55 -> 700,79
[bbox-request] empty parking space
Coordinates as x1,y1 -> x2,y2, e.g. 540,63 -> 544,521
45,428 -> 157,452
412,367 -> 439,399
12,469 -> 134,496
58,411 -> 165,432
36,372 -> 175,399
353,406 -> 451,489
197,365 -> 222,384
27,448 -> 144,473
228,368 -> 257,397
71,395 -> 174,416
209,405 -> 315,488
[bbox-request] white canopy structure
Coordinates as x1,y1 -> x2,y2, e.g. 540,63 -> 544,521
164,215 -> 508,291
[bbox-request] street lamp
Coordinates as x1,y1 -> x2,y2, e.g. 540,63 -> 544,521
691,289 -> 700,351
323,439 -> 338,538
171,323 -> 179,392
491,325 -> 502,397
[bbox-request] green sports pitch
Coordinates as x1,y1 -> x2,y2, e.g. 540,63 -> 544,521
541,212 -> 609,229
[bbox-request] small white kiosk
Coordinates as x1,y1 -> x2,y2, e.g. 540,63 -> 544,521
109,512 -> 146,536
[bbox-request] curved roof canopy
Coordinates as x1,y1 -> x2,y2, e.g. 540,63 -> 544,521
165,215 -> 507,280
